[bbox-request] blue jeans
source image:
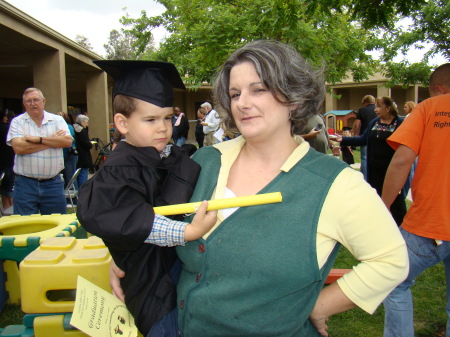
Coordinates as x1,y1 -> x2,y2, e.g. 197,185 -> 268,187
175,137 -> 187,147
147,309 -> 179,337
13,174 -> 66,215
360,145 -> 368,181
62,153 -> 78,189
76,168 -> 89,189
383,227 -> 450,336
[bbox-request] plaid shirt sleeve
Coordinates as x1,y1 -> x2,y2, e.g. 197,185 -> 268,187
145,214 -> 187,246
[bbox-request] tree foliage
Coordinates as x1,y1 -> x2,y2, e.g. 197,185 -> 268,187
304,0 -> 426,29
305,0 -> 450,85
74,35 -> 93,50
104,29 -> 156,60
120,0 -> 449,87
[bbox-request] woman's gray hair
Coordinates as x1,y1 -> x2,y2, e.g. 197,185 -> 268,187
76,114 -> 89,124
213,40 -> 325,135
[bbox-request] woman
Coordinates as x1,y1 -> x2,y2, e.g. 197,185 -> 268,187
172,107 -> 189,147
74,114 -> 93,188
0,109 -> 16,212
195,107 -> 206,148
402,100 -> 417,197
111,40 -> 408,336
337,97 -> 406,225
56,111 -> 78,188
403,101 -> 416,116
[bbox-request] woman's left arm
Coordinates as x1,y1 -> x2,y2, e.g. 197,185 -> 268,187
310,168 -> 409,335
310,283 -> 356,336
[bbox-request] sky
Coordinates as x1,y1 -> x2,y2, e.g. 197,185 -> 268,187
6,0 -> 168,57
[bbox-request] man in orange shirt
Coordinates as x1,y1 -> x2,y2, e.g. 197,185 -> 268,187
382,63 -> 450,337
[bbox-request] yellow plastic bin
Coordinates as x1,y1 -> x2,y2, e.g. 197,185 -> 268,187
0,214 -> 80,305
20,236 -> 111,313
0,214 -> 80,262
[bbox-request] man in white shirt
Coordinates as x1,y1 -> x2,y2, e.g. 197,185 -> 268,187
200,102 -> 220,146
7,87 -> 72,215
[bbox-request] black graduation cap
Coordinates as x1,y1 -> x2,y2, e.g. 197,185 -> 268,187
342,126 -> 352,131
93,60 -> 186,108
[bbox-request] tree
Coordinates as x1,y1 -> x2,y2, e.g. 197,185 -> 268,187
303,0 -> 427,29
121,0 -> 381,86
104,28 -> 156,60
121,0 -> 449,87
74,35 -> 93,50
305,0 -> 449,85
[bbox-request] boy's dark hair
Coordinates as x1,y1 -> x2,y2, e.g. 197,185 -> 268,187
113,94 -> 137,117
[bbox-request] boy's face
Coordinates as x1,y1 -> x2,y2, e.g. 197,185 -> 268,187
342,130 -> 351,137
115,99 -> 173,151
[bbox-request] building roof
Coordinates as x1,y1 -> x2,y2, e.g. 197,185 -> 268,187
324,110 -> 356,116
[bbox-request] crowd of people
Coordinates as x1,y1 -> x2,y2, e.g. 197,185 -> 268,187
1,39 -> 449,337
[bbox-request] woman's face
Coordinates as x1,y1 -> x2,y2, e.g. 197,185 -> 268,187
228,62 -> 292,142
403,104 -> 411,114
375,101 -> 391,119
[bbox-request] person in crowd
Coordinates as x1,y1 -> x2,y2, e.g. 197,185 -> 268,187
402,100 -> 417,194
200,101 -> 220,146
336,97 -> 406,226
403,101 -> 416,116
77,60 -> 217,337
73,114 -> 93,188
195,107 -> 206,148
298,114 -> 331,154
352,95 -> 377,180
111,128 -> 125,150
340,127 -> 355,165
0,109 -> 16,212
7,87 -> 71,215
110,40 -> 408,337
171,107 -> 189,147
382,63 -> 450,337
56,111 -> 78,188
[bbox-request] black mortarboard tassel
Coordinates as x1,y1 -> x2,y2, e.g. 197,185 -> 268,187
93,60 -> 186,108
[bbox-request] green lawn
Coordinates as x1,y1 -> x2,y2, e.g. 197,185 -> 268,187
329,247 -> 446,336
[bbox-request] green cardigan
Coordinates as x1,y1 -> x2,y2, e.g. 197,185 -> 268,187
177,145 -> 347,336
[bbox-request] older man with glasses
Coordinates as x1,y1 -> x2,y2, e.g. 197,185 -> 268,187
6,87 -> 72,215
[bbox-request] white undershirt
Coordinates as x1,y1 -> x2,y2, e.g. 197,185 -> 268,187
222,187 -> 239,219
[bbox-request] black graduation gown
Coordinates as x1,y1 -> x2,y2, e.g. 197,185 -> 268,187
77,141 -> 200,335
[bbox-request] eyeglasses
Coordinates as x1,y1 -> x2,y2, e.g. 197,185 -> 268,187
24,98 -> 43,105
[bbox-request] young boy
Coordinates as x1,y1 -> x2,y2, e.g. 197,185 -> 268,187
76,60 -> 217,337
340,127 -> 355,165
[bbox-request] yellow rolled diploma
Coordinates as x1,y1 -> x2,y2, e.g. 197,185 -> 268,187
154,192 -> 282,216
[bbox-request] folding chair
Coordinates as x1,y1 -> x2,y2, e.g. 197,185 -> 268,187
65,168 -> 82,210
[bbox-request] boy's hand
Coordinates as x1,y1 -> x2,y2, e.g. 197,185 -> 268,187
184,201 -> 218,241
